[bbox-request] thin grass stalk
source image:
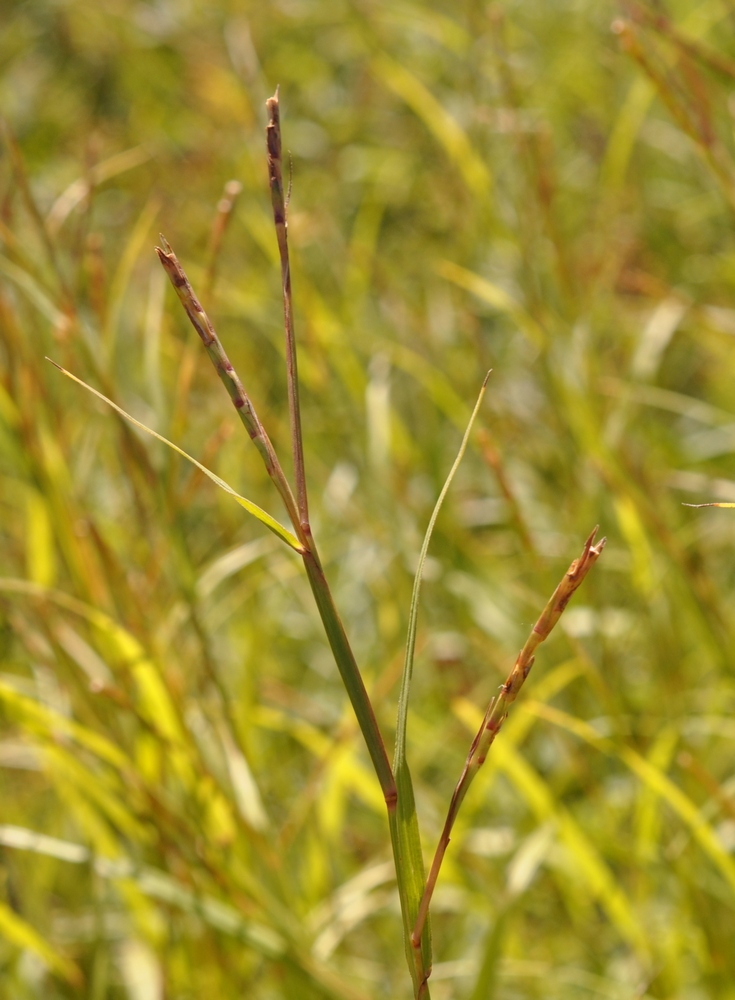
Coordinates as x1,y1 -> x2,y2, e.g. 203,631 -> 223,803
411,527 -> 606,947
301,549 -> 397,805
155,238 -> 397,808
261,92 -> 435,991
155,237 -> 303,540
266,88 -> 309,527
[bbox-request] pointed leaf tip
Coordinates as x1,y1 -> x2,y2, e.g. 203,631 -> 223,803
683,501 -> 735,508
49,365 -> 305,553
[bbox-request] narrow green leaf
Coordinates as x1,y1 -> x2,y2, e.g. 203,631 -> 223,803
47,360 -> 304,552
395,373 -> 490,766
371,53 -> 492,199
391,373 -> 489,994
389,763 -> 432,995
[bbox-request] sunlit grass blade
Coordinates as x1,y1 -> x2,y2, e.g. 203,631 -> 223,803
436,260 -> 546,349
395,371 -> 491,763
47,359 -> 304,552
0,898 -> 82,987
371,53 -> 492,199
497,741 -> 650,961
524,701 -> 735,898
452,695 -> 652,961
46,144 -> 152,237
0,677 -> 130,772
392,373 -> 489,997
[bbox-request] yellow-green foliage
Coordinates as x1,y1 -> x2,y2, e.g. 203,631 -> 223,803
2,1 -> 735,997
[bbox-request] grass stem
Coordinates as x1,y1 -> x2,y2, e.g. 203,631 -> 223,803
155,237 -> 303,541
155,237 -> 397,807
266,88 -> 309,528
411,527 -> 606,947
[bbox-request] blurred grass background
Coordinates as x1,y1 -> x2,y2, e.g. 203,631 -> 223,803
2,0 -> 735,996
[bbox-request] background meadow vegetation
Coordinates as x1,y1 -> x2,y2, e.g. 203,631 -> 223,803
2,0 -> 735,996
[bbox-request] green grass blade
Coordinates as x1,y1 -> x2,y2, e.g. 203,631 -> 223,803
467,904 -> 510,1000
526,701 -> 735,898
301,552 -> 396,803
47,360 -> 304,552
0,678 -> 131,772
391,374 -> 488,996
371,53 -> 492,200
394,372 -> 489,767
436,261 -> 546,349
389,762 -> 432,997
0,253 -> 70,331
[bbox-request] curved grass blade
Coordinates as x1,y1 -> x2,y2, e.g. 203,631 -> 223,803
46,360 -> 304,553
437,261 -> 545,349
395,371 -> 490,766
371,53 -> 492,200
392,372 -> 489,996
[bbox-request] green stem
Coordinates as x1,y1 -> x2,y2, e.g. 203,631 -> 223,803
301,542 -> 396,805
157,207 -> 430,996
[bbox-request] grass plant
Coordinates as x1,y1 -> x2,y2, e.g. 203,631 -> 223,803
3,2 -> 735,998
50,93 -> 603,997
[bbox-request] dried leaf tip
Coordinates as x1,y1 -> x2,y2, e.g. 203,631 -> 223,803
683,501 -> 735,508
568,526 -> 606,581
157,233 -> 173,255
266,88 -> 281,142
266,85 -> 280,112
482,369 -> 493,388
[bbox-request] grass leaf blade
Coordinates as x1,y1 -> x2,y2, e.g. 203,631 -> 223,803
47,360 -> 304,552
391,373 -> 489,997
394,372 -> 490,767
